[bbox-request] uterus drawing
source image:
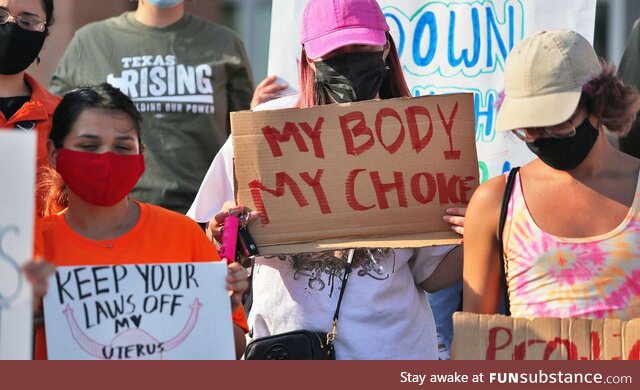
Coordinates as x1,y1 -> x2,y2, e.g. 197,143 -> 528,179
62,298 -> 203,360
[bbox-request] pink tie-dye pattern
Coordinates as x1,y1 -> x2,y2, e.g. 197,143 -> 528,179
503,173 -> 640,320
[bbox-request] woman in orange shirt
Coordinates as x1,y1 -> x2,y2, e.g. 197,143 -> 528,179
33,82 -> 248,359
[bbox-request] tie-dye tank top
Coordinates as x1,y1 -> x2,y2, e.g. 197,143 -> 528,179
503,172 -> 640,319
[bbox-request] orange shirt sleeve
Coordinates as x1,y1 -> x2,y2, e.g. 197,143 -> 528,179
232,305 -> 249,333
33,217 -> 44,259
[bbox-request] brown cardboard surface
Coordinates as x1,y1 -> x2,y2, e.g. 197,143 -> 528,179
452,312 -> 640,360
231,94 -> 478,255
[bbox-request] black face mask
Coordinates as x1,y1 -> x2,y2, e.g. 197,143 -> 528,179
0,23 -> 46,75
314,51 -> 387,103
526,119 -> 599,171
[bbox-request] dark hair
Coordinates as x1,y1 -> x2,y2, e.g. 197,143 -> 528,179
298,33 -> 411,108
579,59 -> 640,135
50,83 -> 143,148
42,83 -> 142,216
41,0 -> 54,27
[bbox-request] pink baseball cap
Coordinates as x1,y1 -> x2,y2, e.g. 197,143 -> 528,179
301,0 -> 390,59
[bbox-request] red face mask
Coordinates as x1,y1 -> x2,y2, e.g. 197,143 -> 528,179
55,148 -> 145,206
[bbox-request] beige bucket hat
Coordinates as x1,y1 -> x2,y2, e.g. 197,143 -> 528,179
496,29 -> 602,132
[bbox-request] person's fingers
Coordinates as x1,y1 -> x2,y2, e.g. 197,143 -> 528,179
32,282 -> 49,299
446,207 -> 467,217
227,279 -> 249,294
260,83 -> 288,94
212,204 -> 246,225
255,93 -> 282,103
226,263 -> 248,281
255,75 -> 277,89
22,261 -> 55,281
443,215 -> 465,227
246,210 -> 260,223
226,263 -> 249,294
212,210 -> 229,225
450,225 -> 464,236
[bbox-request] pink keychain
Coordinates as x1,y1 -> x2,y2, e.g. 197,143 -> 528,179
219,214 -> 241,264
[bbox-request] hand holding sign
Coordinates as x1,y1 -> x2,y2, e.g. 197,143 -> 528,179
22,259 -> 55,313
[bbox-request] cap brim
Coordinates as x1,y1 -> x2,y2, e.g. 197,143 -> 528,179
496,90 -> 582,132
304,27 -> 387,59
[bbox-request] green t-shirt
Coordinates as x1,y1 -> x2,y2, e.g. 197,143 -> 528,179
50,12 -> 254,213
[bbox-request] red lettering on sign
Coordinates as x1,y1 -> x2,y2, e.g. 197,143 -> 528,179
370,171 -> 408,209
345,169 -> 375,211
543,338 -> 579,360
591,331 -> 600,360
437,102 -> 461,160
628,339 -> 640,360
298,117 -> 325,159
249,172 -> 309,224
486,327 -> 512,360
458,176 -> 475,204
299,169 -> 331,215
513,340 -> 546,360
405,106 -> 433,154
340,111 -> 374,156
411,172 -> 437,204
436,173 -> 459,204
262,122 -> 309,158
375,108 -> 405,155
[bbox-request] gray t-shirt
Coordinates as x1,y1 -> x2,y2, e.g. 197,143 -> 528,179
50,12 -> 254,213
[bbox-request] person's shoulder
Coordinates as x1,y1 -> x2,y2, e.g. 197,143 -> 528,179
24,74 -> 60,111
468,171 -> 511,213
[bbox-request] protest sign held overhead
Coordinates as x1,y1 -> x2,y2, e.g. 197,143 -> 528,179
0,131 -> 36,360
232,93 -> 478,254
43,262 -> 234,360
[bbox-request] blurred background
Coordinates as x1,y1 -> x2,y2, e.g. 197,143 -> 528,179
28,0 -> 640,89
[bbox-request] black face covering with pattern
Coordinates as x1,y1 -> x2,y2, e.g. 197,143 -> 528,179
314,51 -> 387,103
526,119 -> 599,171
0,23 -> 45,75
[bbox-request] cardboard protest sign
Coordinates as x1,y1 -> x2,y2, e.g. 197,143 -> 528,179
232,93 -> 477,254
43,262 -> 234,360
0,131 -> 36,360
268,0 -> 596,183
452,312 -> 640,360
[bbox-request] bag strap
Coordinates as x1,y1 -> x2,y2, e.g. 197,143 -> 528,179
498,167 -> 520,316
326,248 -> 354,345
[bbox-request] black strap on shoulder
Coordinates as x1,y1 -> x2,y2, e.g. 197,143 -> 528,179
498,167 -> 520,316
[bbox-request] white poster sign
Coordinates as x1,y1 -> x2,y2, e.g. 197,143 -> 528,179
268,0 -> 597,182
43,262 -> 235,360
0,131 -> 36,360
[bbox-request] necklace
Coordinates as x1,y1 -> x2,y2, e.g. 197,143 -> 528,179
66,201 -> 134,249
99,202 -> 134,249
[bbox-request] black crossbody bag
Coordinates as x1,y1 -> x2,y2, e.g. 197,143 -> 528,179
244,250 -> 354,360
